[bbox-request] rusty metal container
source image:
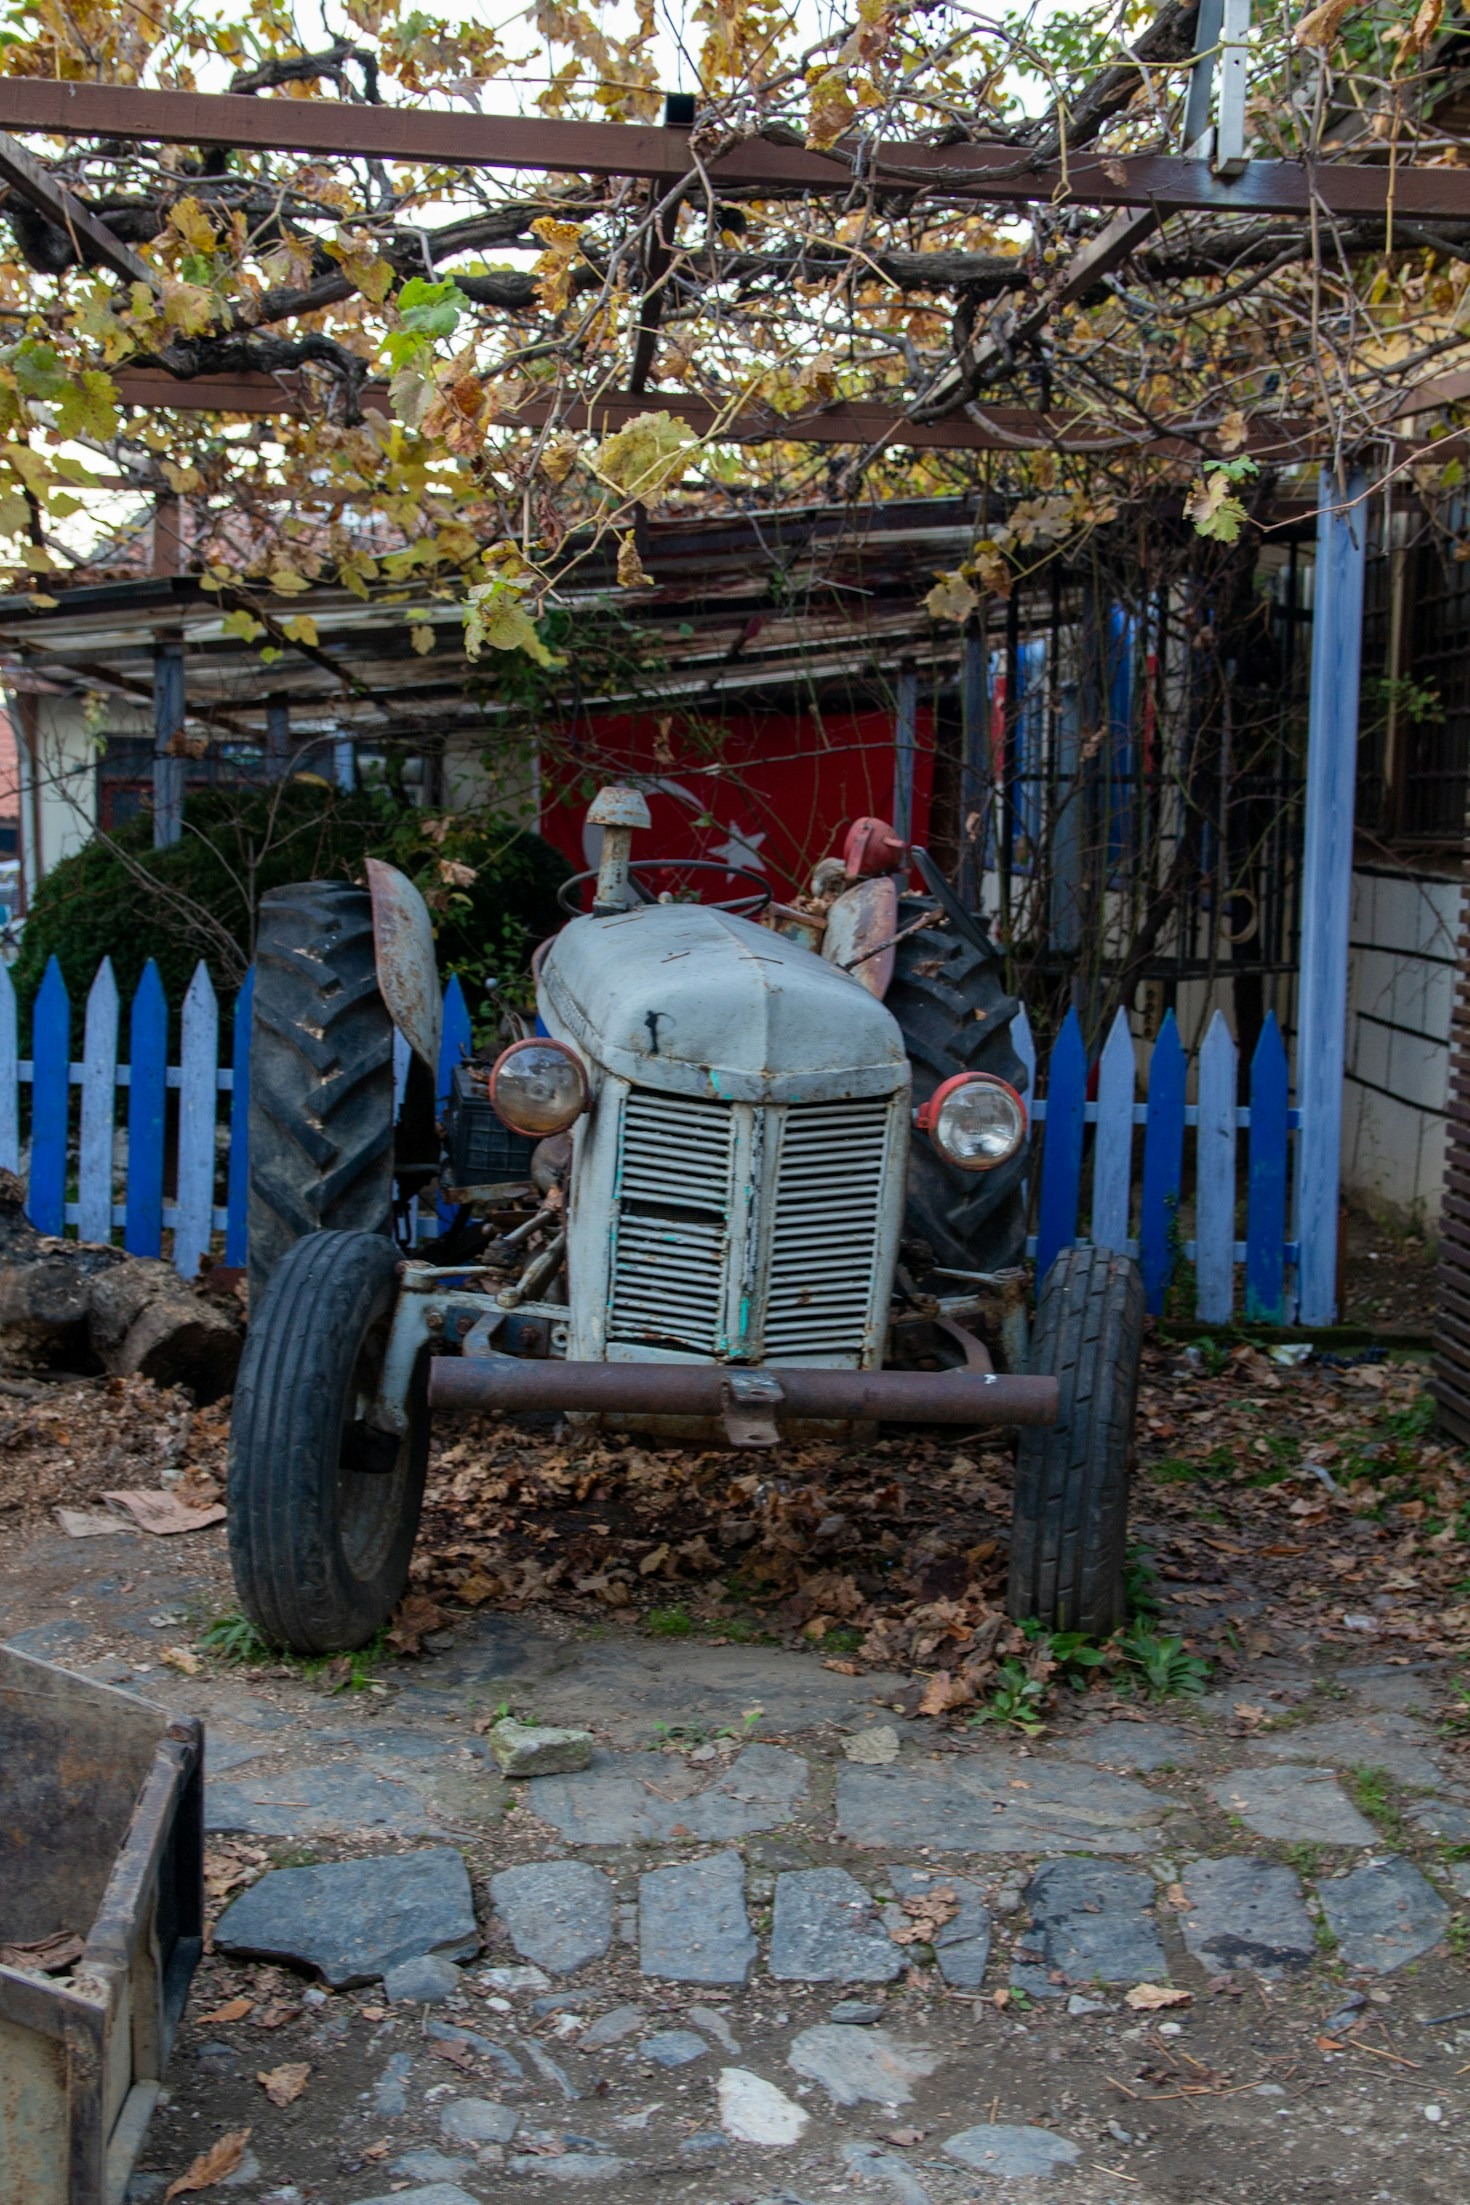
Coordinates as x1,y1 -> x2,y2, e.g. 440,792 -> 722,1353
0,1645 -> 203,2205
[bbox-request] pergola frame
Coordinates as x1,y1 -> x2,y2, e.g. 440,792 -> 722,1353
4,59 -> 1460,1328
0,76 -> 1461,459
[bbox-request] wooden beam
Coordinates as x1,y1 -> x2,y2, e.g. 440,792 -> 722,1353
0,127 -> 154,286
109,366 -> 1319,459
3,79 -> 1470,221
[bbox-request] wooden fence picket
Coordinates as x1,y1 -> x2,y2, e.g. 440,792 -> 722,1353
125,960 -> 168,1259
29,958 -> 69,1237
1195,1009 -> 1238,1324
1245,1011 -> 1290,1323
77,958 -> 119,1244
1035,1007 -> 1087,1282
174,962 -> 219,1279
1138,1009 -> 1186,1315
224,967 -> 254,1268
2,948 -> 1308,1310
1090,1005 -> 1134,1253
1012,1003 -> 1037,1101
436,972 -> 473,1227
0,958 -> 17,1175
438,971 -> 471,1107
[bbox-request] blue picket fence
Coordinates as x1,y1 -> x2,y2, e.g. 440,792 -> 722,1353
0,955 -> 1301,1321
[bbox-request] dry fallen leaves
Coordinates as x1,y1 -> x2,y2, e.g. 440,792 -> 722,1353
164,2129 -> 251,2199
256,2062 -> 311,2107
889,1886 -> 959,1945
387,1589 -> 447,1656
0,1929 -> 85,1973
197,1997 -> 253,2025
1125,1984 -> 1193,2012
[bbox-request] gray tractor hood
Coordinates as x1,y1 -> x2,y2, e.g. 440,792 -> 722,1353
539,904 -> 908,1105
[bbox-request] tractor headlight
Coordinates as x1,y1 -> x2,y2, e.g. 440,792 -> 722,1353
489,1039 -> 589,1136
917,1072 -> 1026,1172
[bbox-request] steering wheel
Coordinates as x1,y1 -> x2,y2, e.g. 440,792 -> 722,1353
557,857 -> 772,919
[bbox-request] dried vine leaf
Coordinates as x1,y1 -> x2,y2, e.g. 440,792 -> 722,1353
164,2129 -> 252,2199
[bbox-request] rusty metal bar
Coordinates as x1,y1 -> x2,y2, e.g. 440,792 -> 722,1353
428,1354 -> 1057,1424
2,80 -> 1469,221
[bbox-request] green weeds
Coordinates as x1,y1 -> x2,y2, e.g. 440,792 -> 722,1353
199,1611 -> 272,1666
1117,1626 -> 1210,1701
971,1659 -> 1049,1736
645,1606 -> 693,1638
197,1610 -> 387,1691
1347,1763 -> 1408,1847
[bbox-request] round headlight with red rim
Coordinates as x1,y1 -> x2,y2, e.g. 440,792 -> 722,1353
488,1038 -> 589,1137
916,1072 -> 1027,1172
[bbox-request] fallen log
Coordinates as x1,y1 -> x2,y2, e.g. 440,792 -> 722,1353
0,1170 -> 242,1401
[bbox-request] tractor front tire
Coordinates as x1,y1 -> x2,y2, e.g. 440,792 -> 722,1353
247,880 -> 395,1305
1007,1245 -> 1144,1635
228,1230 -> 428,1654
886,896 -> 1028,1280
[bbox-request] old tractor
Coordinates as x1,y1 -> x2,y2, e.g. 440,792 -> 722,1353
229,787 -> 1144,1654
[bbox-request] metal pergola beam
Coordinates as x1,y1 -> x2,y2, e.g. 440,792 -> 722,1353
3,79 -> 1470,221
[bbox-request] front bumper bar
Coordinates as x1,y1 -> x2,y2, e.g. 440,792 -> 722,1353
427,1354 -> 1057,1444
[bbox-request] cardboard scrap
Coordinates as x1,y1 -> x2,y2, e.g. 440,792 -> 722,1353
103,1488 -> 226,1536
55,1507 -> 131,1538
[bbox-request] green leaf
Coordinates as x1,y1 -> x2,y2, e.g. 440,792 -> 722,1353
54,369 -> 119,443
10,340 -> 66,401
464,580 -> 564,667
220,608 -> 265,642
396,276 -> 470,338
1185,471 -> 1249,544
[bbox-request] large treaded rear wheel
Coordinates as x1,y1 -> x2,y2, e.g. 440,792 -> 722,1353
1007,1245 -> 1144,1634
228,1230 -> 428,1653
886,896 -> 1027,1278
247,880 -> 394,1303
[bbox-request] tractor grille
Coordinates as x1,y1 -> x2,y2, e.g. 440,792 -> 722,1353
764,1098 -> 891,1359
609,1092 -> 734,1353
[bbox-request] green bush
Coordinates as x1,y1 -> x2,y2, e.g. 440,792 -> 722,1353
12,782 -> 570,1056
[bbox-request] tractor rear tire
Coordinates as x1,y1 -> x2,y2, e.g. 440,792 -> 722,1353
247,880 -> 395,1304
886,895 -> 1028,1280
228,1229 -> 428,1653
1007,1245 -> 1145,1635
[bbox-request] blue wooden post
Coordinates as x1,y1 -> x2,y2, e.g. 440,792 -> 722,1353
1035,1008 -> 1087,1282
893,662 -> 918,843
153,638 -> 185,849
436,973 -> 473,1229
28,957 -> 70,1236
1246,1011 -> 1290,1322
1195,1009 -> 1238,1324
958,627 -> 987,906
224,967 -> 254,1267
1294,465 -> 1367,1323
125,960 -> 168,1258
0,958 -> 17,1174
1138,1010 -> 1186,1315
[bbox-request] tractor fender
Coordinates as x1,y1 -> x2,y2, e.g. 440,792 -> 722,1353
366,857 -> 442,1074
822,875 -> 898,998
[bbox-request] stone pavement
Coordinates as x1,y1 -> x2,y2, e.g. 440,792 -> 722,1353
4,1529 -> 1470,2203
